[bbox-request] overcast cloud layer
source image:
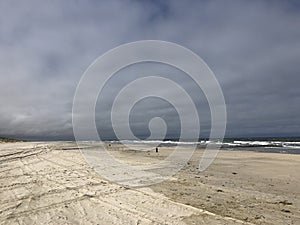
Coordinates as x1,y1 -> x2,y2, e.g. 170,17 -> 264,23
0,0 -> 300,140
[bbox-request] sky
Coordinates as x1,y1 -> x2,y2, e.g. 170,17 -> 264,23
0,0 -> 300,140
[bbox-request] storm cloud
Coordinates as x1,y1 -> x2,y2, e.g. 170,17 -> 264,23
0,0 -> 299,140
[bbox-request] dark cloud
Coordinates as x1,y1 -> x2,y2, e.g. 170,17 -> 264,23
0,0 -> 299,140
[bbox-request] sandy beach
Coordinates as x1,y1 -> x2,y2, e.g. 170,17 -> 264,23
0,142 -> 299,225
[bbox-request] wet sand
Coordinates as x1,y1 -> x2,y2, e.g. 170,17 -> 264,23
0,142 -> 299,224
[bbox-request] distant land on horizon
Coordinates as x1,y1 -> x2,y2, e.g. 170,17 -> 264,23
0,137 -> 26,143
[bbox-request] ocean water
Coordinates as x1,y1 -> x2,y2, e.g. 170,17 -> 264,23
109,137 -> 300,154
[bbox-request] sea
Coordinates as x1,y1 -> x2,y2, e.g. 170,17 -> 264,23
109,137 -> 300,154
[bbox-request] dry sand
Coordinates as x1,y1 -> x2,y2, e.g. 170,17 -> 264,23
0,142 -> 299,224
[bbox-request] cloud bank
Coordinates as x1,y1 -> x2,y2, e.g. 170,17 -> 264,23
0,0 -> 299,140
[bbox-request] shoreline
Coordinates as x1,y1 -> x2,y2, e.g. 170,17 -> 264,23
0,142 -> 299,224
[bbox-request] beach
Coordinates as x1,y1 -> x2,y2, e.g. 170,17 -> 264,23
0,142 -> 299,224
